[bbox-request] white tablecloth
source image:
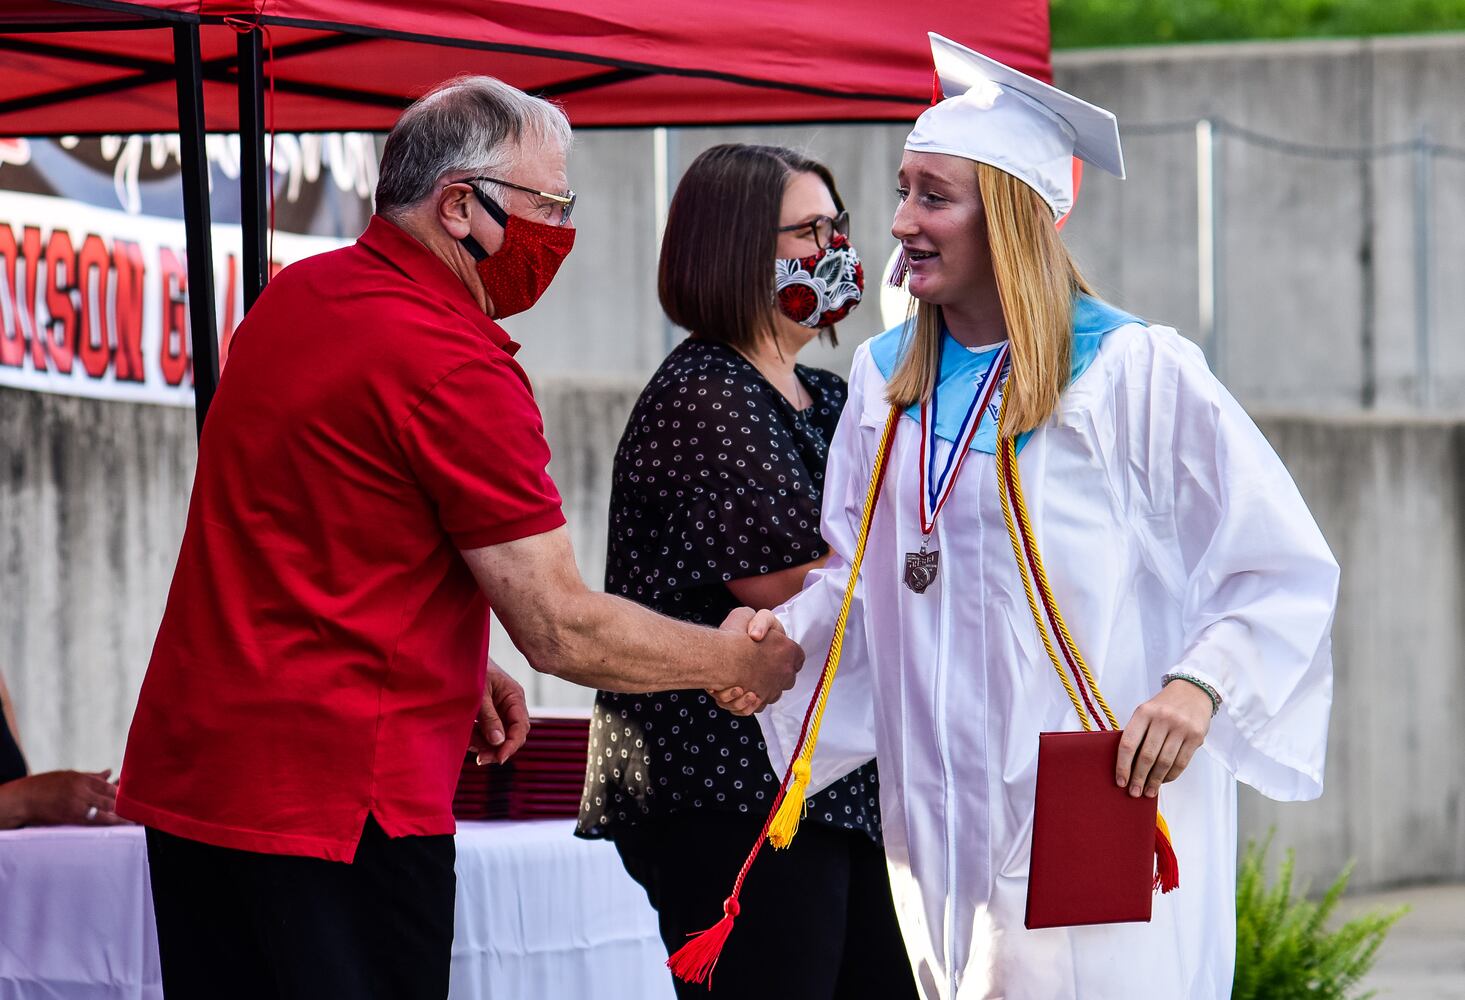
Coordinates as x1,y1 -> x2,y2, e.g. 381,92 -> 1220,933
0,820 -> 675,1000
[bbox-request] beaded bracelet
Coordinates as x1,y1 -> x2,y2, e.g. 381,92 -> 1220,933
1161,671 -> 1222,718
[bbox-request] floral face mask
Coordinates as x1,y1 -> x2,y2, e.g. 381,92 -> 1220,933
773,233 -> 864,329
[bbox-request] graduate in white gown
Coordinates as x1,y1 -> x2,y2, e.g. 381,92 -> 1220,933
744,34 -> 1339,1000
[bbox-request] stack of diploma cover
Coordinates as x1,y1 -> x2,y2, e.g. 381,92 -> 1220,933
453,711 -> 590,821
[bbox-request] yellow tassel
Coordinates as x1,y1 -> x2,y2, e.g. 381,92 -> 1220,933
767,760 -> 810,848
668,413 -> 900,987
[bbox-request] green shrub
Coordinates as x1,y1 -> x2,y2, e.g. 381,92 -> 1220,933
1233,835 -> 1408,1000
1051,0 -> 1465,49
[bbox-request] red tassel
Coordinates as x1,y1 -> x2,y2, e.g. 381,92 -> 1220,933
667,896 -> 740,985
1153,822 -> 1180,894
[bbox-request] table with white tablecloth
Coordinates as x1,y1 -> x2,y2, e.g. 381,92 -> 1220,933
0,820 -> 676,1000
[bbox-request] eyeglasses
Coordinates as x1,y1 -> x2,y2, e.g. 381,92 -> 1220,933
776,210 -> 850,250
456,175 -> 577,226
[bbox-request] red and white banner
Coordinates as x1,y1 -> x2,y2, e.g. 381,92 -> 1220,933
0,189 -> 347,406
0,131 -> 376,405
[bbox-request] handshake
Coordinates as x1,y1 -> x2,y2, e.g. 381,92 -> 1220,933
708,608 -> 804,716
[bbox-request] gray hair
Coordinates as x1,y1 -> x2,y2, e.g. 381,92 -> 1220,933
375,75 -> 572,218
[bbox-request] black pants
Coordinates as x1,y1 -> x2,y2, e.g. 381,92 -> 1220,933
145,815 -> 456,1000
614,812 -> 920,1000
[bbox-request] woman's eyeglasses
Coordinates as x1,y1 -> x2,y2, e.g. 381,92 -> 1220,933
776,210 -> 850,251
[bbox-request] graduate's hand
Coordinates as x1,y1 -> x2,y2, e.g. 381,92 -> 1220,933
742,609 -> 784,642
717,607 -> 784,641
707,685 -> 763,715
470,661 -> 531,765
1115,681 -> 1214,798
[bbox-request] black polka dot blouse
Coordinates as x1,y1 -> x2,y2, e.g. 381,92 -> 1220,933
576,338 -> 881,844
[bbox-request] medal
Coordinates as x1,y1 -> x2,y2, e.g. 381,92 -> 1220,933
905,343 -> 1009,593
903,542 -> 939,593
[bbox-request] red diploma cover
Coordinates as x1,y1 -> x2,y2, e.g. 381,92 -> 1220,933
1025,729 -> 1158,929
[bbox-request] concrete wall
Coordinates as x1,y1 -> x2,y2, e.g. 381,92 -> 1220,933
0,388 -> 195,775
500,34 -> 1465,412
6,379 -> 1464,892
1057,34 -> 1465,411
6,35 -> 1465,891
1243,413 -> 1465,891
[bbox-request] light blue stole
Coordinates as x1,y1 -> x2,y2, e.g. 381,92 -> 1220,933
867,294 -> 1143,454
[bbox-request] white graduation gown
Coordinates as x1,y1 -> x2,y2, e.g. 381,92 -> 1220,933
759,324 -> 1337,999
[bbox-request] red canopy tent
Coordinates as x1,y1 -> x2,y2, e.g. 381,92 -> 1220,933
0,0 -> 1052,430
0,1 -> 1051,132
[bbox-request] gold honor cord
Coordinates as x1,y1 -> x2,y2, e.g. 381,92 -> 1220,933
995,393 -> 1117,730
768,407 -> 900,846
994,393 -> 1179,896
668,407 -> 900,986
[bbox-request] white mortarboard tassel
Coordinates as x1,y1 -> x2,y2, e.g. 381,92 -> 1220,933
906,32 -> 1126,219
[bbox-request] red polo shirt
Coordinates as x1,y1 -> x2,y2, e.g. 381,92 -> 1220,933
117,216 -> 564,861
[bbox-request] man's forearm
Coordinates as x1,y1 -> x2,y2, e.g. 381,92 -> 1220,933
523,590 -> 744,692
462,528 -> 797,701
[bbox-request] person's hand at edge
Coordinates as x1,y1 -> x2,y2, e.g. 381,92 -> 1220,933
0,768 -> 128,828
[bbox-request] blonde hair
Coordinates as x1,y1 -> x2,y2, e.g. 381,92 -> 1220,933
885,162 -> 1092,436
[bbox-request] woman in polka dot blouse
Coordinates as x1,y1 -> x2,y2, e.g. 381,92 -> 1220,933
576,144 -> 918,999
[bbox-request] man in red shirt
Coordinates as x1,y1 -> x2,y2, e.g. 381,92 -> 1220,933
117,76 -> 801,1000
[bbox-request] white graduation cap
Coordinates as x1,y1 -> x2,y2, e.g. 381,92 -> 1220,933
905,32 -> 1125,219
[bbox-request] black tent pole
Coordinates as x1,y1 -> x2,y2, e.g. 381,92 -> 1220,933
172,23 -> 220,438
237,27 -> 268,313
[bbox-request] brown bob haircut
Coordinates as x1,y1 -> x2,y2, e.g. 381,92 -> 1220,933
658,143 -> 845,352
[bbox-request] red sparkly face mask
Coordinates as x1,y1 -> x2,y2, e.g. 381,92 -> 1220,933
459,185 -> 576,319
